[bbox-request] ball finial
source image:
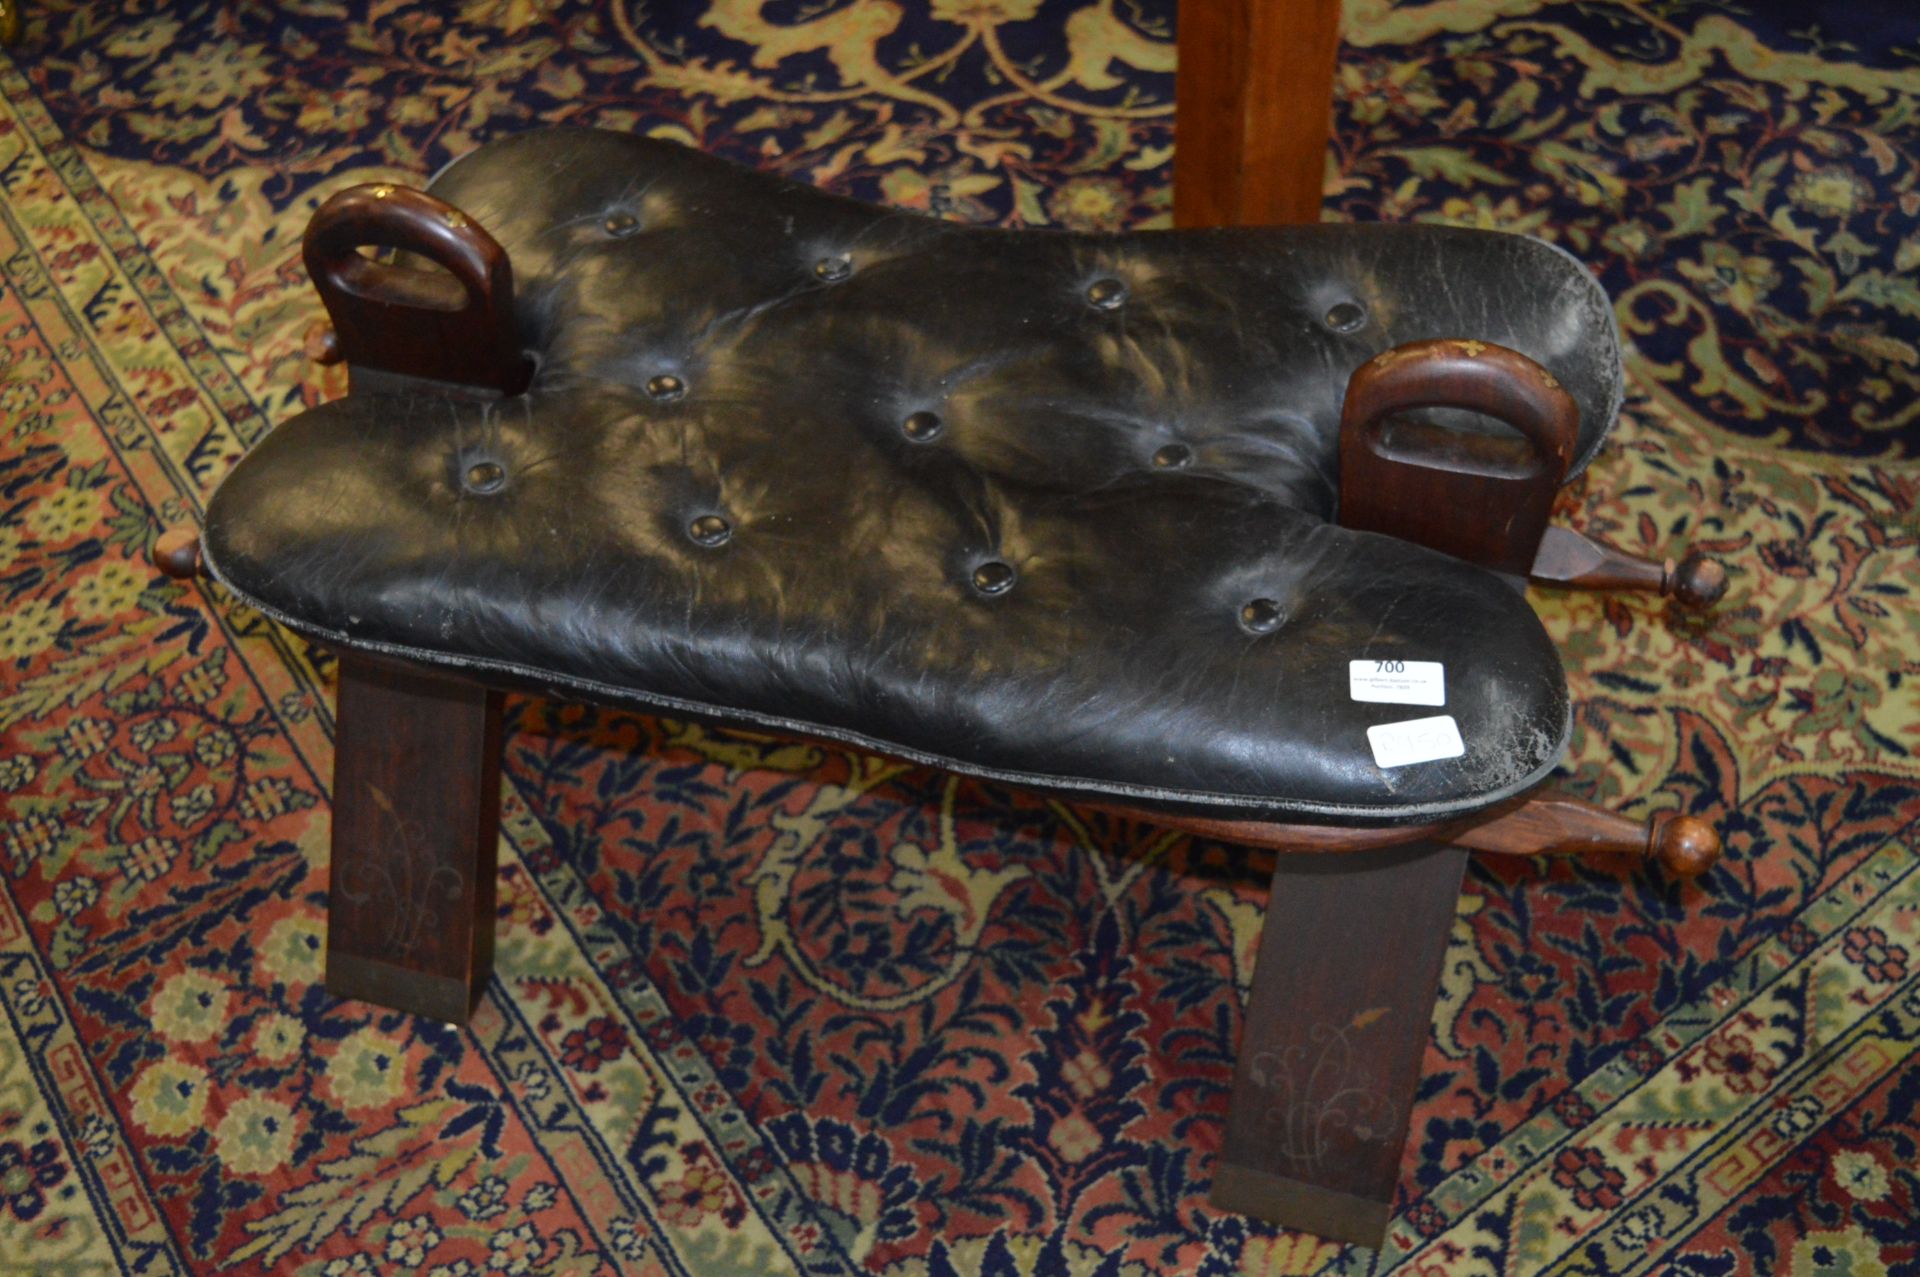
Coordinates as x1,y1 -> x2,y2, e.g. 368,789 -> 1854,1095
1667,552 -> 1728,609
305,321 -> 343,366
154,528 -> 203,580
1651,814 -> 1720,880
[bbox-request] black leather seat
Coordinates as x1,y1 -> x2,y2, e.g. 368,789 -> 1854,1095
203,128 -> 1625,823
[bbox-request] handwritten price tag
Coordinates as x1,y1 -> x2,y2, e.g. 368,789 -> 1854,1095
1367,715 -> 1466,769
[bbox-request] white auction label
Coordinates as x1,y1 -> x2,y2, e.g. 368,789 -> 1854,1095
1349,659 -> 1446,707
1367,715 -> 1466,769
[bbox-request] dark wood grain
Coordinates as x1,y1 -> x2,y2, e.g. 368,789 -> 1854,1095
326,655 -> 503,1024
1212,841 -> 1467,1246
1172,0 -> 1343,228
1338,338 -> 1578,576
303,183 -> 531,396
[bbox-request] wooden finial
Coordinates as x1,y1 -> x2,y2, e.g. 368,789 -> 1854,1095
154,528 -> 204,580
1665,552 -> 1728,609
1649,813 -> 1720,880
1530,528 -> 1730,610
305,320 -> 343,365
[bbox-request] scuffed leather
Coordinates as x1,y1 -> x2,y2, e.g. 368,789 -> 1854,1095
204,128 -> 1625,822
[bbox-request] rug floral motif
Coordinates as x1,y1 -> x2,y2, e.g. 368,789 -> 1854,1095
0,2 -> 1916,1275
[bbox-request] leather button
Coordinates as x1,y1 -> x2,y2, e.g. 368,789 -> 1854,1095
603,211 -> 639,237
814,254 -> 852,283
1324,301 -> 1367,333
1085,278 -> 1127,310
902,411 -> 943,442
463,460 -> 506,493
688,514 -> 731,547
971,560 -> 1016,596
1240,598 -> 1285,633
647,373 -> 685,400
1151,443 -> 1191,469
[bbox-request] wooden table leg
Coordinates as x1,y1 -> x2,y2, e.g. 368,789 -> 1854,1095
1173,0 -> 1344,228
1212,841 -> 1466,1246
326,656 -> 503,1024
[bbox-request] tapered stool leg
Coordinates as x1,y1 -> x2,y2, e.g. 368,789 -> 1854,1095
1212,841 -> 1467,1247
326,655 -> 503,1023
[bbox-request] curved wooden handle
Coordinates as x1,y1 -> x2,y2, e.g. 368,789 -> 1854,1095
303,183 -> 531,395
1339,339 -> 1579,575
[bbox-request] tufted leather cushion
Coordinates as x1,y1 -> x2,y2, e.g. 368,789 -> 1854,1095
204,128 -> 1626,822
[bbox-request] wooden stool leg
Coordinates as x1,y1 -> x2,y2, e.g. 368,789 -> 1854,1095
1173,0 -> 1343,228
326,655 -> 503,1024
1212,841 -> 1466,1247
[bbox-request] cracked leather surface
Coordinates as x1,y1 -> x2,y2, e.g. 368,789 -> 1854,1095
204,128 -> 1626,821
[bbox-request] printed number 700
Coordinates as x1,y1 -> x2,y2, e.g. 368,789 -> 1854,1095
1374,660 -> 1406,673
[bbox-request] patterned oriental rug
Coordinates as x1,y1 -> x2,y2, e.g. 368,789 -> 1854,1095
1,1 -> 1917,1273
